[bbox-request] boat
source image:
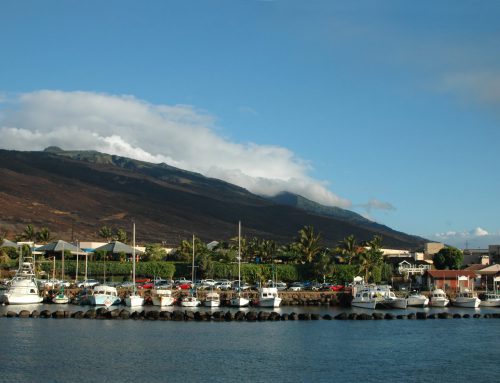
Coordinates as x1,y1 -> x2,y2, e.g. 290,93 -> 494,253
230,221 -> 250,308
125,222 -> 144,308
350,277 -> 377,309
258,286 -> 282,308
480,276 -> 500,307
89,285 -> 121,306
451,276 -> 480,308
180,235 -> 200,307
378,285 -> 407,309
0,251 -> 43,305
406,291 -> 429,307
203,291 -> 221,307
52,243 -> 69,304
428,288 -> 449,307
151,288 -> 175,307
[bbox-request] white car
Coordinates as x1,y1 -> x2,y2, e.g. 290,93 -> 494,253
215,281 -> 232,290
77,279 -> 100,288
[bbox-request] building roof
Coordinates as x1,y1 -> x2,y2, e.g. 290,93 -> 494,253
427,270 -> 478,278
36,240 -> 83,253
0,239 -> 20,248
93,240 -> 144,255
475,264 -> 500,275
464,264 -> 488,271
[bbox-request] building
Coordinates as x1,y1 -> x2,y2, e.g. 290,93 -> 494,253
425,270 -> 478,291
489,245 -> 500,264
424,242 -> 444,261
462,248 -> 490,266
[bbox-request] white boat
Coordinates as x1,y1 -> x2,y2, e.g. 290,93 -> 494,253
0,253 -> 43,305
480,276 -> 500,307
151,288 -> 175,307
52,244 -> 70,304
258,287 -> 282,308
406,292 -> 429,307
125,222 -> 144,308
203,291 -> 221,307
350,277 -> 377,309
180,234 -> 200,307
230,221 -> 250,308
451,276 -> 480,308
379,286 -> 407,309
89,285 -> 121,306
429,288 -> 449,307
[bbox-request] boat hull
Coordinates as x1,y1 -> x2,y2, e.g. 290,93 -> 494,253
1,293 -> 43,305
452,298 -> 480,308
230,296 -> 250,307
180,297 -> 200,307
152,296 -> 175,307
89,295 -> 121,306
429,298 -> 449,307
52,295 -> 69,304
258,297 -> 282,308
351,300 -> 377,309
203,300 -> 220,307
125,295 -> 144,307
480,298 -> 500,307
406,296 -> 429,307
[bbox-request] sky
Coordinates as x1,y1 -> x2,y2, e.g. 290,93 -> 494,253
0,1 -> 499,248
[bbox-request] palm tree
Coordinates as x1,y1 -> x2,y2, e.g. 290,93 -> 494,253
22,224 -> 36,242
98,226 -> 113,242
295,225 -> 321,263
357,235 -> 384,282
313,250 -> 335,283
115,228 -> 128,243
36,227 -> 52,244
337,234 -> 358,264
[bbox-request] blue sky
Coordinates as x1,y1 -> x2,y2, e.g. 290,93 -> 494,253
1,1 -> 499,248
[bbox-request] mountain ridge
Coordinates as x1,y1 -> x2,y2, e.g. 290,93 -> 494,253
0,148 -> 426,249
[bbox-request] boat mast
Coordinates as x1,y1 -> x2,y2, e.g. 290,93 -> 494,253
61,242 -> 65,282
132,221 -> 136,295
75,240 -> 79,283
238,221 -> 241,297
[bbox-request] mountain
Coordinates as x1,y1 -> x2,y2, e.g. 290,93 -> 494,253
0,148 -> 426,249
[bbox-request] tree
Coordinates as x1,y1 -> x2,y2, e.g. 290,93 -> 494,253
98,226 -> 113,242
144,244 -> 167,262
115,228 -> 128,243
433,247 -> 463,270
356,235 -> 384,282
337,234 -> 358,264
295,225 -> 321,263
36,227 -> 52,243
22,224 -> 36,241
313,251 -> 335,283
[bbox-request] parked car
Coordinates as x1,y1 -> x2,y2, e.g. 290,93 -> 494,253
138,281 -> 154,289
176,282 -> 193,290
118,281 -> 135,288
288,282 -> 305,291
77,279 -> 100,288
215,281 -> 232,290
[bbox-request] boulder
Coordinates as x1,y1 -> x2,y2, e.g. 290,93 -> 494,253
224,311 -> 234,321
269,312 -> 281,321
473,313 -> 481,318
245,311 -> 257,322
416,312 -> 427,320
73,311 -> 85,319
407,313 -> 416,320
281,313 -> 289,321
427,313 -> 436,319
52,310 -> 65,319
234,311 -> 246,321
6,311 -> 17,318
31,310 -> 40,318
453,313 -> 462,319
438,312 -> 452,319
288,312 -> 297,320
310,314 -> 320,320
146,310 -> 160,320
18,310 -> 30,318
159,311 -> 171,320
322,314 -> 332,320
172,310 -> 184,321
40,310 -> 52,318
84,309 -> 96,319
258,311 -> 270,321
357,313 -> 372,320
396,315 -> 406,319
463,314 -> 470,319
334,312 -> 348,320
384,313 -> 394,320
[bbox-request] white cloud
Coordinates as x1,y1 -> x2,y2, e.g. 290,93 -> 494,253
0,90 -> 351,208
440,71 -> 500,107
430,227 -> 499,248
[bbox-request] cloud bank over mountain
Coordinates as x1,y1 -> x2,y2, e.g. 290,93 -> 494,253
431,227 -> 500,248
0,90 -> 351,208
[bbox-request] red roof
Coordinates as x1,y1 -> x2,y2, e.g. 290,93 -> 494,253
427,270 -> 477,278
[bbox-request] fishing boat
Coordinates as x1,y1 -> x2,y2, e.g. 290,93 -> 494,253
151,288 -> 175,307
451,276 -> 480,308
0,250 -> 43,305
89,285 -> 121,306
350,277 -> 377,309
406,291 -> 429,307
230,221 -> 250,308
125,222 -> 144,308
379,285 -> 407,309
480,276 -> 500,307
203,291 -> 221,307
180,235 -> 200,307
428,288 -> 449,307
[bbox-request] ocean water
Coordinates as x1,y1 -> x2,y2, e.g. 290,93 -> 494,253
0,306 -> 499,383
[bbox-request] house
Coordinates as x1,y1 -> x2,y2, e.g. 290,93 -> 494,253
425,270 -> 478,291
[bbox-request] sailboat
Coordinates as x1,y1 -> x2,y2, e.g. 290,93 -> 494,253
230,221 -> 249,308
125,222 -> 144,307
181,235 -> 200,307
480,276 -> 500,307
52,242 -> 69,304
